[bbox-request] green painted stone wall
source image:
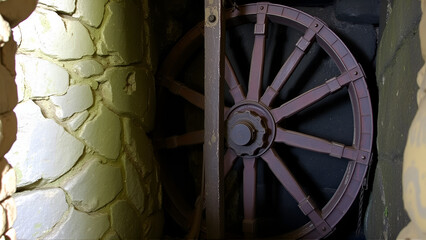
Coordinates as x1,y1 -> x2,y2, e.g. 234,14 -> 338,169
365,0 -> 424,239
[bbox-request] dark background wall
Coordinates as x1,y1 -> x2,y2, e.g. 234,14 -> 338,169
365,0 -> 424,239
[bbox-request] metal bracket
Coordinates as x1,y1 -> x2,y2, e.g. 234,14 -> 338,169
204,0 -> 225,238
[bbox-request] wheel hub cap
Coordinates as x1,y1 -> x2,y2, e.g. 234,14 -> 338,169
226,103 -> 275,157
230,121 -> 255,146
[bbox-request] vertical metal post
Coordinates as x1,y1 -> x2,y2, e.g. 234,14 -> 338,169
204,0 -> 225,238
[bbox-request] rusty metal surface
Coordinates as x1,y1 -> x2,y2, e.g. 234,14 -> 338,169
157,2 -> 374,239
204,0 -> 225,238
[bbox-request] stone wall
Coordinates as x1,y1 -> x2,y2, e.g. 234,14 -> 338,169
398,0 -> 426,238
0,1 -> 37,239
365,0 -> 424,239
3,0 -> 163,239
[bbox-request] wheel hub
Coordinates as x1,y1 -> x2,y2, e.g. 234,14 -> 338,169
226,103 -> 276,157
229,121 -> 255,146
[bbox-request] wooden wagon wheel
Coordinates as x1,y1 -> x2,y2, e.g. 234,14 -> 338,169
156,2 -> 373,239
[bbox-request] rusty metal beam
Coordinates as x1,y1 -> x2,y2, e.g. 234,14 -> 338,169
204,0 -> 225,238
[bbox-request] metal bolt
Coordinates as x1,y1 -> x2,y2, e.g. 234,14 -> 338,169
315,23 -> 319,27
260,6 -> 264,10
208,14 -> 216,23
354,71 -> 359,76
322,227 -> 327,231
361,155 -> 366,160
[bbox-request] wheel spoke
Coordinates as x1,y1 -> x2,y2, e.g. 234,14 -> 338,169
261,30 -> 316,106
261,149 -> 331,231
271,71 -> 357,122
262,149 -> 307,203
161,77 -> 205,110
275,127 -> 359,160
247,10 -> 268,101
225,56 -> 245,103
243,157 -> 257,235
224,148 -> 238,176
157,130 -> 204,149
243,157 -> 257,219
